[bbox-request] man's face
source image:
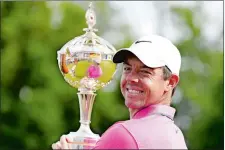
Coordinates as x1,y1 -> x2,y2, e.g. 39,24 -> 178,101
120,55 -> 169,109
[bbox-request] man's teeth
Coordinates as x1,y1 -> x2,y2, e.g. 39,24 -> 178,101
127,89 -> 142,94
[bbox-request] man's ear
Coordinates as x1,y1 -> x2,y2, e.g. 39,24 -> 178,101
165,74 -> 179,92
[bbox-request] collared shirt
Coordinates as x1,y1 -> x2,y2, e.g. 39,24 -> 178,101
93,104 -> 188,149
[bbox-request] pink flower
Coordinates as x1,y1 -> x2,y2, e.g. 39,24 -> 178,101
87,65 -> 102,78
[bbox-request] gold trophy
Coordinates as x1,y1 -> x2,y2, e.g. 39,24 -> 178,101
57,2 -> 117,149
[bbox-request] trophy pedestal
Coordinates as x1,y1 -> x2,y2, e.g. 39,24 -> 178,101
66,91 -> 100,149
68,124 -> 100,149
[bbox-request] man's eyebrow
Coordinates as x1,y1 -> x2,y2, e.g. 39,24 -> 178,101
140,64 -> 155,71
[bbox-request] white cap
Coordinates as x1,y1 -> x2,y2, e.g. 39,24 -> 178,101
113,35 -> 181,76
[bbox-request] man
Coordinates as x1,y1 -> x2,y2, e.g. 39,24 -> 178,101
52,35 -> 188,149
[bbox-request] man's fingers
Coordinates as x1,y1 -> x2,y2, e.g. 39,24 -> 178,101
51,143 -> 56,149
52,134 -> 73,149
60,135 -> 69,149
66,134 -> 73,143
56,141 -> 62,149
66,135 -> 73,149
52,141 -> 61,149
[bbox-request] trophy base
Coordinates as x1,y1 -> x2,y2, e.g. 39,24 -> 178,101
68,124 -> 100,149
68,134 -> 100,149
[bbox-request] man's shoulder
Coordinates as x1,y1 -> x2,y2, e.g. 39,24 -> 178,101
102,120 -> 130,135
103,119 -> 187,149
115,118 -> 187,149
94,121 -> 138,149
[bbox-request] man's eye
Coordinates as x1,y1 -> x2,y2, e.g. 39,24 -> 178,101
123,67 -> 131,71
140,70 -> 151,74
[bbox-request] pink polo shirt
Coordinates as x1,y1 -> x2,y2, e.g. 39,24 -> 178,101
93,104 -> 187,149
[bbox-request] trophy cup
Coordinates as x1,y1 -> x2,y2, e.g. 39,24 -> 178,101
57,2 -> 117,149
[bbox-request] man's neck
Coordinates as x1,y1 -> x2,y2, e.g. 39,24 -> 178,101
129,102 -> 171,119
129,108 -> 139,119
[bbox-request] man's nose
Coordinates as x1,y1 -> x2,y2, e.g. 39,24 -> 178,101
126,71 -> 139,83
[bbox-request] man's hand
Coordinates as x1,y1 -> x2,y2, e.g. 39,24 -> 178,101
52,134 -> 73,149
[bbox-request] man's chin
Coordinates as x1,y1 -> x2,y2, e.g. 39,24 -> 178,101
125,101 -> 141,109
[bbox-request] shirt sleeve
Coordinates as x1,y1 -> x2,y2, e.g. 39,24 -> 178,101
93,123 -> 138,149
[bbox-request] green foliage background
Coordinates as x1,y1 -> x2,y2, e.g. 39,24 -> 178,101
1,1 -> 223,150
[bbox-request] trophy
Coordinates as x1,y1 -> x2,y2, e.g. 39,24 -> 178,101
57,2 -> 117,149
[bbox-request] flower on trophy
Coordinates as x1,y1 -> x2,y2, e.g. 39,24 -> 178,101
87,64 -> 102,78
87,53 -> 102,78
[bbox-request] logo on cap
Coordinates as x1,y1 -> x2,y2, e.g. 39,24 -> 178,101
135,41 -> 152,44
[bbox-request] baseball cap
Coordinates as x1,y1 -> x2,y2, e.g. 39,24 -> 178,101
113,35 -> 181,76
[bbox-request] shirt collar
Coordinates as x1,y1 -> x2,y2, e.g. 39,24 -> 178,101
132,104 -> 176,120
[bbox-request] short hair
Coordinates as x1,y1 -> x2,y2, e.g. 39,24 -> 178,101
162,66 -> 176,96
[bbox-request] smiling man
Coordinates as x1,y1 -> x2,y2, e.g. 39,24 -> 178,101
52,35 -> 188,149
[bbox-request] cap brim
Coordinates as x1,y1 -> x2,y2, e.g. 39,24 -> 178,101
113,48 -> 165,68
113,49 -> 133,63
